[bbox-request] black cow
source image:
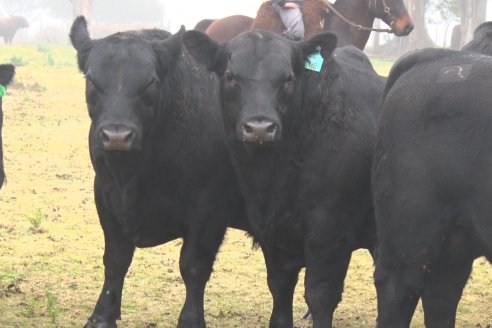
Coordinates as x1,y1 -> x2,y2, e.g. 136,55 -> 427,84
462,21 -> 492,55
0,64 -> 15,189
184,30 -> 384,327
372,48 -> 492,327
70,16 -> 247,328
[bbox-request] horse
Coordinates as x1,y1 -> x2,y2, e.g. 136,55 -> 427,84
204,0 -> 413,50
193,19 -> 216,32
321,0 -> 413,49
0,16 -> 28,44
204,15 -> 253,42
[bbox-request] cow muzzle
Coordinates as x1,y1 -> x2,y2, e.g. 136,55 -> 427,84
98,124 -> 137,151
240,117 -> 280,144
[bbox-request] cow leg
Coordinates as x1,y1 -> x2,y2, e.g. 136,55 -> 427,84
177,225 -> 226,328
85,223 -> 135,328
421,227 -> 474,328
373,260 -> 422,328
304,245 -> 352,328
85,182 -> 136,328
261,245 -> 301,328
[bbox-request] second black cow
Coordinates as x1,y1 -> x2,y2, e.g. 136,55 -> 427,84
373,48 -> 492,327
0,63 -> 15,190
184,30 -> 384,327
70,17 -> 247,328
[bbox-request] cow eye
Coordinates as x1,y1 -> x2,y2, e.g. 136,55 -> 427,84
282,74 -> 294,93
223,71 -> 238,91
224,71 -> 236,83
147,78 -> 158,90
87,78 -> 96,91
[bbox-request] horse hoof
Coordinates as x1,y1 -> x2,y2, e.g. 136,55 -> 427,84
84,317 -> 117,328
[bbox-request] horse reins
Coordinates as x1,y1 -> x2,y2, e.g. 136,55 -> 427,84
323,0 -> 395,33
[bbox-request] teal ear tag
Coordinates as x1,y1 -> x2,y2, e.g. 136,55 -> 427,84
305,46 -> 324,72
0,84 -> 6,97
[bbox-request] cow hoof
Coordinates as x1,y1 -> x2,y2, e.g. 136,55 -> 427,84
84,317 -> 117,328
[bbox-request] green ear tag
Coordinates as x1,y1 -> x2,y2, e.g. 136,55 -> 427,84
305,46 -> 324,72
0,84 -> 6,97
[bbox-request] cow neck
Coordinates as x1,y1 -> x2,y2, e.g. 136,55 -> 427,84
228,105 -> 308,247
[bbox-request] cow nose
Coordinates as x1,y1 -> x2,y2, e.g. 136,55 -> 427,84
241,118 -> 279,143
99,127 -> 135,151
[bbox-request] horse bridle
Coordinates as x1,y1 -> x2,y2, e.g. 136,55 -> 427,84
323,0 -> 395,33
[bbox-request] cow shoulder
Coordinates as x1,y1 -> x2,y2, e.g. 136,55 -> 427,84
384,48 -> 454,100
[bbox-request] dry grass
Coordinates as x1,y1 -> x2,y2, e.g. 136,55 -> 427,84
0,45 -> 490,328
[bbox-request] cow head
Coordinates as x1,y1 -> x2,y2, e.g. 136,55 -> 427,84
13,16 -> 29,29
370,0 -> 413,36
462,22 -> 492,55
184,30 -> 336,146
0,64 -> 15,189
70,16 -> 180,155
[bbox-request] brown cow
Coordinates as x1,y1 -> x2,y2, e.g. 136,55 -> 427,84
0,16 -> 28,44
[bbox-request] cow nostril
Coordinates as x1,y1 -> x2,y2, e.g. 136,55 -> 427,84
243,124 -> 254,135
123,130 -> 134,143
266,123 -> 277,134
100,130 -> 110,143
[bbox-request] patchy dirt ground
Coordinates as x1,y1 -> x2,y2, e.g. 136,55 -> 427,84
0,45 -> 490,328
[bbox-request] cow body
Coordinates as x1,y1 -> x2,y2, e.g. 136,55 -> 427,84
0,16 -> 28,44
184,30 -> 383,327
0,64 -> 15,189
372,48 -> 492,327
70,17 -> 247,328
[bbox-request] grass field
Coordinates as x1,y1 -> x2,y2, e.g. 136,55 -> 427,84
0,45 -> 490,328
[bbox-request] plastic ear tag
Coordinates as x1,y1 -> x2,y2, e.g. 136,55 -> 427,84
0,84 -> 6,97
305,46 -> 324,72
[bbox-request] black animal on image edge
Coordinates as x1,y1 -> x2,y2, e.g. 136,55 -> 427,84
183,29 -> 384,328
0,63 -> 15,190
372,47 -> 492,327
70,16 -> 249,328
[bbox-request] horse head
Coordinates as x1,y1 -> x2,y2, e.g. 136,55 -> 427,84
369,0 -> 413,36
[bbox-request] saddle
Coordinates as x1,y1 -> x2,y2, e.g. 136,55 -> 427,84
251,0 -> 328,39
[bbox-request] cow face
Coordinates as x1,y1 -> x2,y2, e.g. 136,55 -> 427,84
70,16 -> 180,155
184,30 -> 336,146
0,64 -> 15,189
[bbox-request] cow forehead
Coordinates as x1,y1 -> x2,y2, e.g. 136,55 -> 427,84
227,33 -> 295,78
89,40 -> 157,87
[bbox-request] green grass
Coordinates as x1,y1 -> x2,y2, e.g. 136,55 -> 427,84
0,45 -> 490,327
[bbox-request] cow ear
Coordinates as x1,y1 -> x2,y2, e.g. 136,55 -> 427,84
152,26 -> 185,72
70,16 -> 93,73
183,30 -> 221,72
300,32 -> 337,61
0,64 -> 15,86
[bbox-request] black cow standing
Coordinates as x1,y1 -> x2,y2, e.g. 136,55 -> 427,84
184,30 -> 384,327
70,17 -> 247,328
372,48 -> 492,327
0,64 -> 15,190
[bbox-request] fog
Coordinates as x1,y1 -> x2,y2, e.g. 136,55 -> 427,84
1,0 -> 492,51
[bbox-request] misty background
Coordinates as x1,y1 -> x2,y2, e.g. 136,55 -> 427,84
0,0 -> 492,57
